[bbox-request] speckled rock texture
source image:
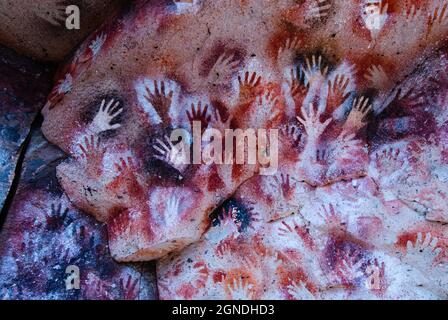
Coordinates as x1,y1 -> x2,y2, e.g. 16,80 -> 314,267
40,0 -> 448,299
0,45 -> 53,211
0,127 -> 158,300
0,0 -> 127,62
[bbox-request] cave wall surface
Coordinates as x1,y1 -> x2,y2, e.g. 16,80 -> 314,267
0,0 -> 447,300
0,45 -> 53,212
0,127 -> 158,299
0,0 -> 128,62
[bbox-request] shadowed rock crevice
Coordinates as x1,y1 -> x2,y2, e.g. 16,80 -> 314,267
0,114 -> 44,232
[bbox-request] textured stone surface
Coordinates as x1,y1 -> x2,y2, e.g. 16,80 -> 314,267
40,0 -> 448,299
0,0 -> 127,62
0,45 -> 53,211
0,127 -> 158,300
158,175 -> 447,299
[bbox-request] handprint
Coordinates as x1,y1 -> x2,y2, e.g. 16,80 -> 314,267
296,103 -> 332,179
316,203 -> 347,231
53,243 -> 72,262
213,208 -> 240,241
329,133 -> 363,161
297,103 -> 332,141
193,261 -> 209,288
13,232 -> 45,273
216,206 -> 240,235
279,124 -> 302,146
254,91 -> 280,121
245,90 -> 281,128
227,277 -> 254,300
57,73 -> 73,95
428,2 -> 448,36
287,279 -> 315,300
144,80 -> 174,123
270,174 -> 297,200
405,232 -> 442,270
315,148 -> 328,163
286,66 -> 309,106
216,238 -> 233,258
238,71 -> 262,90
337,133 -> 363,150
45,203 -> 69,231
304,0 -> 331,25
208,52 -> 240,86
72,223 -> 95,249
153,135 -> 189,172
220,206 -> 237,224
327,74 -> 350,111
257,91 -> 278,110
47,73 -> 73,109
344,96 -> 372,131
85,273 -> 112,300
91,99 -> 123,133
186,101 -> 211,132
284,0 -> 331,29
338,253 -> 366,284
433,90 -> 448,126
277,37 -> 301,68
210,106 -> 232,134
77,135 -> 105,178
89,33 -> 107,57
364,65 -> 389,90
108,211 -> 130,239
164,194 -> 180,226
372,147 -> 405,178
114,157 -> 137,176
78,135 -> 104,163
77,33 -> 107,64
33,0 -> 68,27
374,147 -> 401,166
302,55 -> 328,86
402,4 -> 422,22
365,258 -> 387,292
93,283 -> 112,301
362,0 -> 389,38
217,236 -> 258,267
238,71 -> 262,103
392,83 -> 426,109
234,207 -> 261,232
120,275 -> 140,300
391,5 -> 425,49
277,219 -> 301,239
